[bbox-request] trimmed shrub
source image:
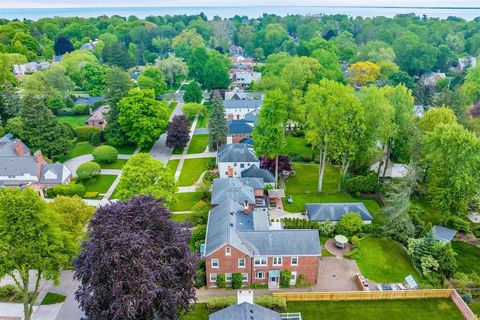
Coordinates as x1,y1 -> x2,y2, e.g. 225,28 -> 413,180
231,273 -> 242,289
51,184 -> 86,197
207,296 -> 236,309
345,172 -> 378,193
76,162 -> 101,180
73,104 -> 90,115
83,191 -> 99,199
75,126 -> 100,141
207,296 -> 286,310
92,145 -> 118,163
216,274 -> 226,288
280,269 -> 292,288
295,274 -> 307,287
335,213 -> 364,236
89,131 -> 101,146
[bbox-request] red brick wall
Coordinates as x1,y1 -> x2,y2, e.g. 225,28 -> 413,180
232,134 -> 250,143
206,245 -> 319,287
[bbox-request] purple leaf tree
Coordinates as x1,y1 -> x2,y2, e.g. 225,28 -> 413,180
166,115 -> 191,149
73,196 -> 198,320
260,155 -> 293,177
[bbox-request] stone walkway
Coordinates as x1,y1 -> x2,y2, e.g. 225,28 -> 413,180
169,151 -> 217,160
65,153 -> 134,177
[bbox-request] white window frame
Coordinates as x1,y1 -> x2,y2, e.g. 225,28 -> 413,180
290,271 -> 297,285
255,270 -> 265,279
242,273 -> 248,282
211,259 -> 219,268
238,258 -> 246,268
225,247 -> 231,256
291,257 -> 298,266
210,273 -> 217,282
273,257 -> 282,266
254,257 -> 267,266
226,273 -> 232,282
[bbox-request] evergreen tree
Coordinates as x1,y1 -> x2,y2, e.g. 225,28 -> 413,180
19,94 -> 72,160
53,36 -> 74,55
0,82 -> 20,125
207,90 -> 228,150
183,81 -> 203,103
102,42 -> 133,69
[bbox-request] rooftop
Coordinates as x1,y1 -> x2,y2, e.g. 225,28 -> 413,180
305,202 -> 373,222
217,143 -> 259,163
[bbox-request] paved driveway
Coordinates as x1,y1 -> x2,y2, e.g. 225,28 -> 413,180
313,257 -> 361,291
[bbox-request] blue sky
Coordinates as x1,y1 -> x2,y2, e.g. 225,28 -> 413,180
3,0 -> 478,8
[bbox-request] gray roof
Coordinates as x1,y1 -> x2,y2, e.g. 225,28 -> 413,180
243,110 -> 259,124
217,144 -> 259,163
241,164 -> 275,183
305,203 -> 373,222
223,99 -> 262,110
75,96 -> 104,106
0,135 -> 30,157
39,163 -> 68,184
433,226 -> 457,243
211,178 -> 263,206
209,302 -> 281,320
228,120 -> 253,135
0,157 -> 38,177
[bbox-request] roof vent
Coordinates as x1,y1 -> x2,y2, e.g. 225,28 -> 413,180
230,211 -> 234,216
229,223 -> 234,227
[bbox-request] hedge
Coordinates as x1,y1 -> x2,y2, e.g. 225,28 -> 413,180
50,184 -> 86,197
92,145 -> 118,163
207,296 -> 286,310
345,172 -> 378,194
74,126 -> 100,141
84,191 -> 99,199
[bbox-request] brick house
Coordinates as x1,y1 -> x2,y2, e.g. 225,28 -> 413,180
227,120 -> 254,144
85,106 -> 109,130
217,144 -> 260,178
203,178 -> 321,289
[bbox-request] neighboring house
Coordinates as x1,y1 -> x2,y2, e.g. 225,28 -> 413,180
85,106 -> 109,130
217,144 -> 259,178
432,226 -> 457,244
224,99 -> 262,120
240,164 -> 275,187
210,177 -> 266,209
225,87 -> 264,101
420,71 -> 446,86
204,182 -> 321,289
210,290 -> 300,320
229,44 -> 246,57
452,56 -> 477,72
414,105 -> 425,117
305,202 -> 373,224
370,161 -> 408,179
231,55 -> 254,70
80,39 -> 100,51
0,134 -> 71,193
13,61 -> 50,76
227,120 -> 254,144
230,69 -> 262,88
74,95 -> 105,106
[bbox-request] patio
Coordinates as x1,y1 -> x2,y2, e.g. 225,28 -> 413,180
313,257 -> 361,291
324,238 -> 354,257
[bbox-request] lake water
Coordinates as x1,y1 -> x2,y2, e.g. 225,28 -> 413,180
1,6 -> 479,21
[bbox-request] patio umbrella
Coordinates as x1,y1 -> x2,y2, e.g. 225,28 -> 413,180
334,235 -> 348,244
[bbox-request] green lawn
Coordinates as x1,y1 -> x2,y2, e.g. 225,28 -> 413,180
171,213 -> 193,222
355,237 -> 420,283
61,142 -> 95,162
167,159 -> 180,175
82,175 -> 117,194
471,300 -> 480,316
56,115 -> 88,127
170,192 -> 203,212
411,198 -> 443,225
41,293 -> 66,305
168,101 -> 178,116
112,144 -> 137,155
110,186 -> 121,200
451,241 -> 480,275
95,159 -> 127,169
172,147 -> 185,155
177,158 -> 214,186
187,134 -> 209,154
286,135 -> 317,161
180,299 -> 462,320
196,114 -> 208,129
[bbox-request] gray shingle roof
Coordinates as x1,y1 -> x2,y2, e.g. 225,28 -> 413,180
432,225 -> 457,243
239,137 -> 254,146
209,302 -> 281,320
305,203 -> 373,222
228,120 -> 253,134
240,164 -> 275,183
211,178 -> 263,206
217,144 -> 258,163
0,157 -> 38,177
74,96 -> 105,106
39,163 -> 70,184
223,99 -> 262,110
0,135 -> 30,157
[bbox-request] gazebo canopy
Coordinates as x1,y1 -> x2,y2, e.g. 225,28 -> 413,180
334,235 -> 348,244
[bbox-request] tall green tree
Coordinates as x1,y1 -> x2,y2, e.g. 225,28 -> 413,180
137,67 -> 168,97
116,153 -> 177,205
118,89 -> 168,148
102,42 -> 133,69
207,90 -> 228,150
461,64 -> 480,105
156,56 -> 188,87
0,82 -> 20,124
183,81 -> 203,103
18,94 -> 72,160
0,188 -> 75,320
417,107 -> 457,133
422,123 -> 480,215
83,63 -> 108,96
187,46 -> 208,83
253,90 -> 288,187
203,51 -> 231,90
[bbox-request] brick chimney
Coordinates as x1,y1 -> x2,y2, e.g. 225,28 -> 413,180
33,150 -> 45,179
14,141 -> 25,156
243,200 -> 249,215
227,166 -> 234,178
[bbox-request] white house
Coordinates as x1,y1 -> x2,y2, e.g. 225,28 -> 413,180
224,99 -> 262,121
217,144 -> 259,178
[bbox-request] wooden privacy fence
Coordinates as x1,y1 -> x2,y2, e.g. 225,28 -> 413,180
273,289 -> 477,320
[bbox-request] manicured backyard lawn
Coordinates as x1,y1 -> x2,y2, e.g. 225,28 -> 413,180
82,175 -> 117,194
177,158 -> 214,186
166,159 -> 180,175
180,299 -> 462,320
355,237 -> 420,283
411,198 -> 443,225
170,192 -> 203,212
196,114 -> 208,129
170,213 -> 193,222
168,101 -> 178,116
451,241 -> 480,274
41,293 -> 66,305
56,115 -> 88,127
187,134 -> 209,154
112,144 -> 137,154
95,159 -> 127,169
61,142 -> 95,161
286,135 -> 317,161
172,147 -> 185,154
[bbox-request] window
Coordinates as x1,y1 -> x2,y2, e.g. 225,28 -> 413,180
255,270 -> 265,279
273,257 -> 282,266
210,273 -> 217,282
225,247 -> 231,256
290,271 -> 297,285
234,163 -> 237,167
254,257 -> 267,266
225,171 -> 228,176
226,273 -> 232,282
291,257 -> 298,266
242,273 -> 248,282
240,163 -> 245,168
211,259 -> 219,268
238,258 -> 245,268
